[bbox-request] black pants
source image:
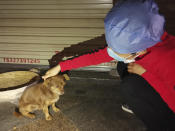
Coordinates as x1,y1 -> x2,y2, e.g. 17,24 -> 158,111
117,62 -> 175,131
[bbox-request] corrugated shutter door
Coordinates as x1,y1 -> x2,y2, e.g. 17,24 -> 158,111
0,0 -> 116,70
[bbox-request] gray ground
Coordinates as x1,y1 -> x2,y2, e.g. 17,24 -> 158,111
0,65 -> 146,131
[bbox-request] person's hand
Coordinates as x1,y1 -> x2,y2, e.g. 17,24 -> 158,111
42,64 -> 61,80
127,63 -> 146,75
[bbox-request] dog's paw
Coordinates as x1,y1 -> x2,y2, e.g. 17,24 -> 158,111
46,115 -> 52,121
53,107 -> 60,113
28,113 -> 35,119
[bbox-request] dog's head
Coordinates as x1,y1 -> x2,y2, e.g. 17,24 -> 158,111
43,74 -> 70,95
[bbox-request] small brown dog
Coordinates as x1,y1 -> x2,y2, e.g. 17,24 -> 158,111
14,74 -> 69,120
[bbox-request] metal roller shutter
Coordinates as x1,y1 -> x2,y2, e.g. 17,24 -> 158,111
0,0 -> 117,70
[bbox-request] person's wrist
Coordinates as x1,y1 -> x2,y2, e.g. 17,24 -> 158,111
56,64 -> 61,71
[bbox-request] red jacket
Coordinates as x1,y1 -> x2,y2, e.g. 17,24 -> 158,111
60,32 -> 175,113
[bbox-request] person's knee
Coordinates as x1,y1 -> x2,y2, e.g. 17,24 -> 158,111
120,73 -> 146,98
120,74 -> 138,89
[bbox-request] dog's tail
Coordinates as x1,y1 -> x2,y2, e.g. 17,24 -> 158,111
13,107 -> 23,118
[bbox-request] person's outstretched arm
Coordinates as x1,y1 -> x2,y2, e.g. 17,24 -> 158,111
60,47 -> 113,72
42,47 -> 113,80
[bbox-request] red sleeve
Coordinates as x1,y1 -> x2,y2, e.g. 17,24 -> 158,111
141,71 -> 166,94
59,47 -> 114,72
142,71 -> 175,111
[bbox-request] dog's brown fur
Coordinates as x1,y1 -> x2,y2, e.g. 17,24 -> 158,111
14,74 -> 69,120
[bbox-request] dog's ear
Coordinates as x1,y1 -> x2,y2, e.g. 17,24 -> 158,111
63,74 -> 70,80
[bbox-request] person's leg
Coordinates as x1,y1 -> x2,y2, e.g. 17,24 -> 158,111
117,61 -> 129,80
117,62 -> 175,131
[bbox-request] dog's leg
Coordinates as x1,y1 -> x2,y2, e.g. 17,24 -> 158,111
52,103 -> 60,112
43,105 -> 52,121
21,111 -> 35,119
20,106 -> 35,119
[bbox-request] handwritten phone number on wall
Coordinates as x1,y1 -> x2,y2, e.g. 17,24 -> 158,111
3,58 -> 40,64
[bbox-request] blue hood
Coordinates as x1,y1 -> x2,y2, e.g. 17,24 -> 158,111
104,0 -> 165,53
